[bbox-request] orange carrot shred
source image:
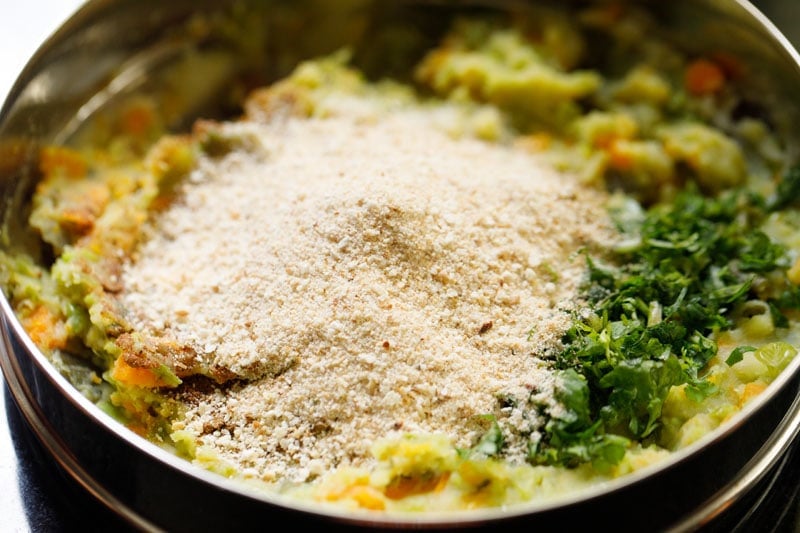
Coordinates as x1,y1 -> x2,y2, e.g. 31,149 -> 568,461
112,357 -> 169,388
685,59 -> 725,96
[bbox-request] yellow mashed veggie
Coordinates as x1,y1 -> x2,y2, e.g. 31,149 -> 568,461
2,3 -> 800,514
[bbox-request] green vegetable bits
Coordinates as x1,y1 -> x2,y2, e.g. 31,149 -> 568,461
533,170 -> 800,469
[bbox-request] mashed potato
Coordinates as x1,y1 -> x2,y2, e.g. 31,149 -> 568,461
2,2 -> 799,514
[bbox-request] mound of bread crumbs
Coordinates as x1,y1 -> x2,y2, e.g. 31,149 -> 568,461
116,88 -> 617,483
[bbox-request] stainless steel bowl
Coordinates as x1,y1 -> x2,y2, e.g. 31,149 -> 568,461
2,1 -> 800,530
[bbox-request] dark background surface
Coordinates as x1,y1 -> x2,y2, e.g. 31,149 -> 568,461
2,1 -> 800,531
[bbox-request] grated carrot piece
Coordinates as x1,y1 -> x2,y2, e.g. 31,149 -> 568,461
346,486 -> 386,510
121,102 -> 156,138
111,357 -> 169,388
22,305 -> 67,351
739,382 -> 767,407
608,139 -> 633,171
685,59 -> 725,96
39,146 -> 87,179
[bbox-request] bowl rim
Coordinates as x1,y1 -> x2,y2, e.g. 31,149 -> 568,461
2,0 -> 800,528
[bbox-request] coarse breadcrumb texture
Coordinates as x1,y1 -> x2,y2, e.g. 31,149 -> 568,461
117,91 -> 618,483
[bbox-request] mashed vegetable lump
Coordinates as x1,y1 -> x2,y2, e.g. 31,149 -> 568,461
3,2 -> 800,514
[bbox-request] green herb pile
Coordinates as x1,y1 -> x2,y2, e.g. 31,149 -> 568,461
531,168 -> 800,471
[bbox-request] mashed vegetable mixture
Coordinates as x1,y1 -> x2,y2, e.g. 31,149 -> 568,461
3,2 -> 800,513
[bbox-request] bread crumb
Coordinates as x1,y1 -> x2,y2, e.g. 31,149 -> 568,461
119,101 -> 616,483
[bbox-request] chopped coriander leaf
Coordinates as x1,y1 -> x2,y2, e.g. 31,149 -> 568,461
530,369 -> 630,471
767,165 -> 800,212
465,415 -> 504,458
725,345 -> 756,366
534,170 -> 800,467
